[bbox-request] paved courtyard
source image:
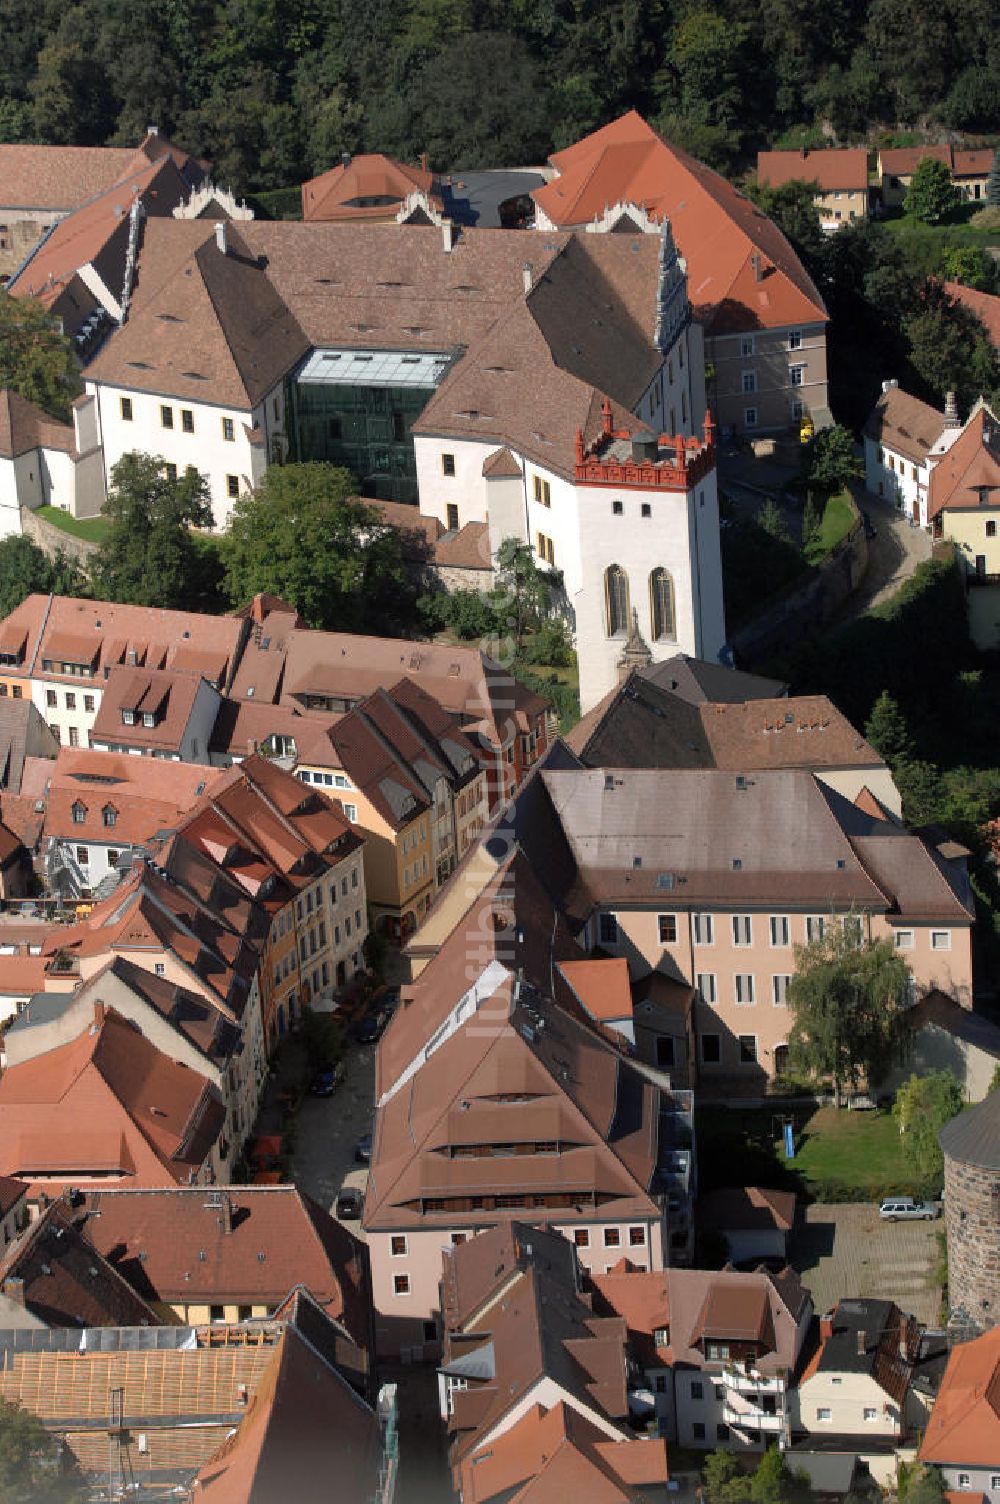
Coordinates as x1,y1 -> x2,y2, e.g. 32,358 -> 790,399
791,1202 -> 942,1326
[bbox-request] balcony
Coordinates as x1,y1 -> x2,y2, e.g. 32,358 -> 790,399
723,1404 -> 785,1434
967,572 -> 1000,589
722,1366 -> 786,1395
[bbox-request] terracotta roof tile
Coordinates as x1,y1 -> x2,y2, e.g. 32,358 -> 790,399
920,1325 -> 1000,1465
0,1198 -> 158,1328
0,143 -> 144,211
301,152 -> 440,222
928,404 -> 1000,519
757,148 -> 869,192
944,283 -> 1000,350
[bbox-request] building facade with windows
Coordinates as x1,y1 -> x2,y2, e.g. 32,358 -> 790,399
757,149 -> 869,232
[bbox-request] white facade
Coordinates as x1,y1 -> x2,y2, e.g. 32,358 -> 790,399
0,400 -> 106,536
85,379 -> 284,530
864,435 -> 932,528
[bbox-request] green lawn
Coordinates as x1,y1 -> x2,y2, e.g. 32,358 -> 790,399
36,506 -> 109,543
804,490 -> 856,564
881,210 -> 1000,250
697,1103 -> 932,1203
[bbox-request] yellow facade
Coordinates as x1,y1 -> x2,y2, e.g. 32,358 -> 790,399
940,506 -> 1000,649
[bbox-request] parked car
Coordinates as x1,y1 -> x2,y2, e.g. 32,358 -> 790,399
879,1196 -> 940,1221
355,1132 -> 373,1164
353,1008 -> 389,1044
309,1060 -> 344,1097
336,1187 -> 364,1220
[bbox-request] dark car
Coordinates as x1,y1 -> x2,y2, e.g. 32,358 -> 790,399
355,1132 -> 373,1164
354,1008 -> 389,1044
309,1060 -> 344,1097
336,1187 -> 364,1220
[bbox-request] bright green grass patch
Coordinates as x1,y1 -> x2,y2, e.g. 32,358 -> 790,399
791,1105 -> 911,1195
36,506 -> 109,543
804,489 -> 856,564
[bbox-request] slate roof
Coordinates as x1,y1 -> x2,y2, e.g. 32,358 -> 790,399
0,389 -> 75,460
809,1297 -> 920,1407
939,1088 -> 1000,1170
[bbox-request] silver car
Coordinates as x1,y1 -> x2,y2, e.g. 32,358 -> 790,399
879,1196 -> 939,1221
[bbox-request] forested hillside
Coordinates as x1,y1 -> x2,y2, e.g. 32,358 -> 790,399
1,0 -> 997,196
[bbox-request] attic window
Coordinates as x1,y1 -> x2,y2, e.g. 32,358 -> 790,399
655,873 -> 675,891
448,663 -> 460,676
633,856 -> 642,869
126,360 -> 151,370
71,801 -> 86,825
735,775 -> 747,790
732,858 -> 742,871
320,353 -> 341,361
181,371 -> 207,380
157,313 -> 183,323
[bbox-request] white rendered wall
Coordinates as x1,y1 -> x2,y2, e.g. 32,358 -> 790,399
87,380 -> 283,529
413,435 -> 497,531
864,436 -> 928,526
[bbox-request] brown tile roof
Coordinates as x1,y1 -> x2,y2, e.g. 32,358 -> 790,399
9,154 -> 190,307
757,148 -> 869,193
39,749 -> 214,851
945,282 -> 1000,349
0,1198 -> 158,1328
863,384 -> 946,464
483,446 -> 523,478
0,390 -> 75,460
0,1007 -> 225,1191
557,957 -> 633,1023
659,1265 -> 807,1371
698,1185 -> 797,1235
919,1323 -> 1000,1467
208,698 -> 310,760
880,145 -> 953,176
0,143 -> 143,211
928,403 -> 1000,518
78,1185 -> 370,1338
534,111 -> 827,333
83,219 -> 310,409
458,1399 -> 667,1504
89,666 -> 212,753
433,520 -> 492,570
72,956 -> 242,1072
0,593 -> 246,690
0,1176 -> 27,1218
301,152 -> 440,222
190,1321 -> 383,1503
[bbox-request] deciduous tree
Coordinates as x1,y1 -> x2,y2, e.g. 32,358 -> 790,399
804,424 -> 862,494
0,1396 -> 85,1502
91,452 -> 213,609
788,927 -> 911,1105
0,291 -> 81,422
892,1070 -> 964,1183
0,536 -> 88,618
223,462 -> 414,632
904,157 -> 960,225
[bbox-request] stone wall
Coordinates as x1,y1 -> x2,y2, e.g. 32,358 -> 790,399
943,1150 -> 1000,1330
20,507 -> 98,569
431,563 -> 494,594
730,514 -> 868,666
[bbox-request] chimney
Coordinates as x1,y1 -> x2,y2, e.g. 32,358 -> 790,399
442,220 -> 456,253
899,1333 -> 908,1360
523,261 -> 533,296
93,999 -> 106,1029
2,1277 -> 25,1307
856,1328 -> 867,1357
341,151 -> 351,169
820,1315 -> 834,1341
944,390 -> 960,429
751,252 -> 764,283
147,125 -> 159,137
882,378 -> 899,394
420,152 -> 428,173
220,1194 -> 234,1235
214,221 -> 228,256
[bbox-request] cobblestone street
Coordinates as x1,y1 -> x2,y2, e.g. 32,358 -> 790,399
792,1202 -> 942,1326
291,1038 -> 376,1229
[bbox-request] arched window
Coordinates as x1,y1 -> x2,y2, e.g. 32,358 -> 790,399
605,565 -> 629,637
650,568 -> 675,641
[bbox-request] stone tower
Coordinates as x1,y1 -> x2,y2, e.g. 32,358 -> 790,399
939,1091 -> 1000,1333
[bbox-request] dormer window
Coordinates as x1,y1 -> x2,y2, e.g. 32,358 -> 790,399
122,710 -> 135,726
142,712 -> 156,728
102,805 -> 117,828
71,801 -> 86,825
706,1342 -> 730,1361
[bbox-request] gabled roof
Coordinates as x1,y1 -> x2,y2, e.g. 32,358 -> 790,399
77,1184 -> 370,1348
0,389 -> 75,460
945,283 -> 1000,351
919,1323 -> 1000,1467
558,957 -> 633,1024
863,384 -> 947,464
0,1006 -> 225,1189
0,1198 -> 158,1328
0,129 -> 200,214
301,152 -> 440,222
805,1297 -> 920,1406
90,665 -> 212,752
698,1185 -> 797,1235
83,220 -> 310,408
928,403 -> 1000,518
533,111 -> 827,333
757,148 -> 869,193
190,1319 -> 383,1503
879,145 -> 953,175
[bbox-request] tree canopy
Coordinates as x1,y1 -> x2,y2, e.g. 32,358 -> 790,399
0,291 -> 81,422
0,535 -> 88,618
804,424 -> 863,495
0,1397 -> 85,1502
787,925 -> 911,1104
703,1446 -> 810,1504
892,1070 -> 964,1184
91,452 -> 214,609
904,157 -> 961,224
222,462 -> 415,632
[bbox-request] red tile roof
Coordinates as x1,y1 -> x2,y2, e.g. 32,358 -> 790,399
757,148 -> 869,192
0,1007 -> 225,1191
533,111 -> 826,333
557,957 -> 633,1023
90,665 -> 211,753
301,152 -> 440,222
945,282 -> 1000,350
0,1198 -> 158,1328
920,1323 -> 1000,1467
928,404 -> 1000,519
